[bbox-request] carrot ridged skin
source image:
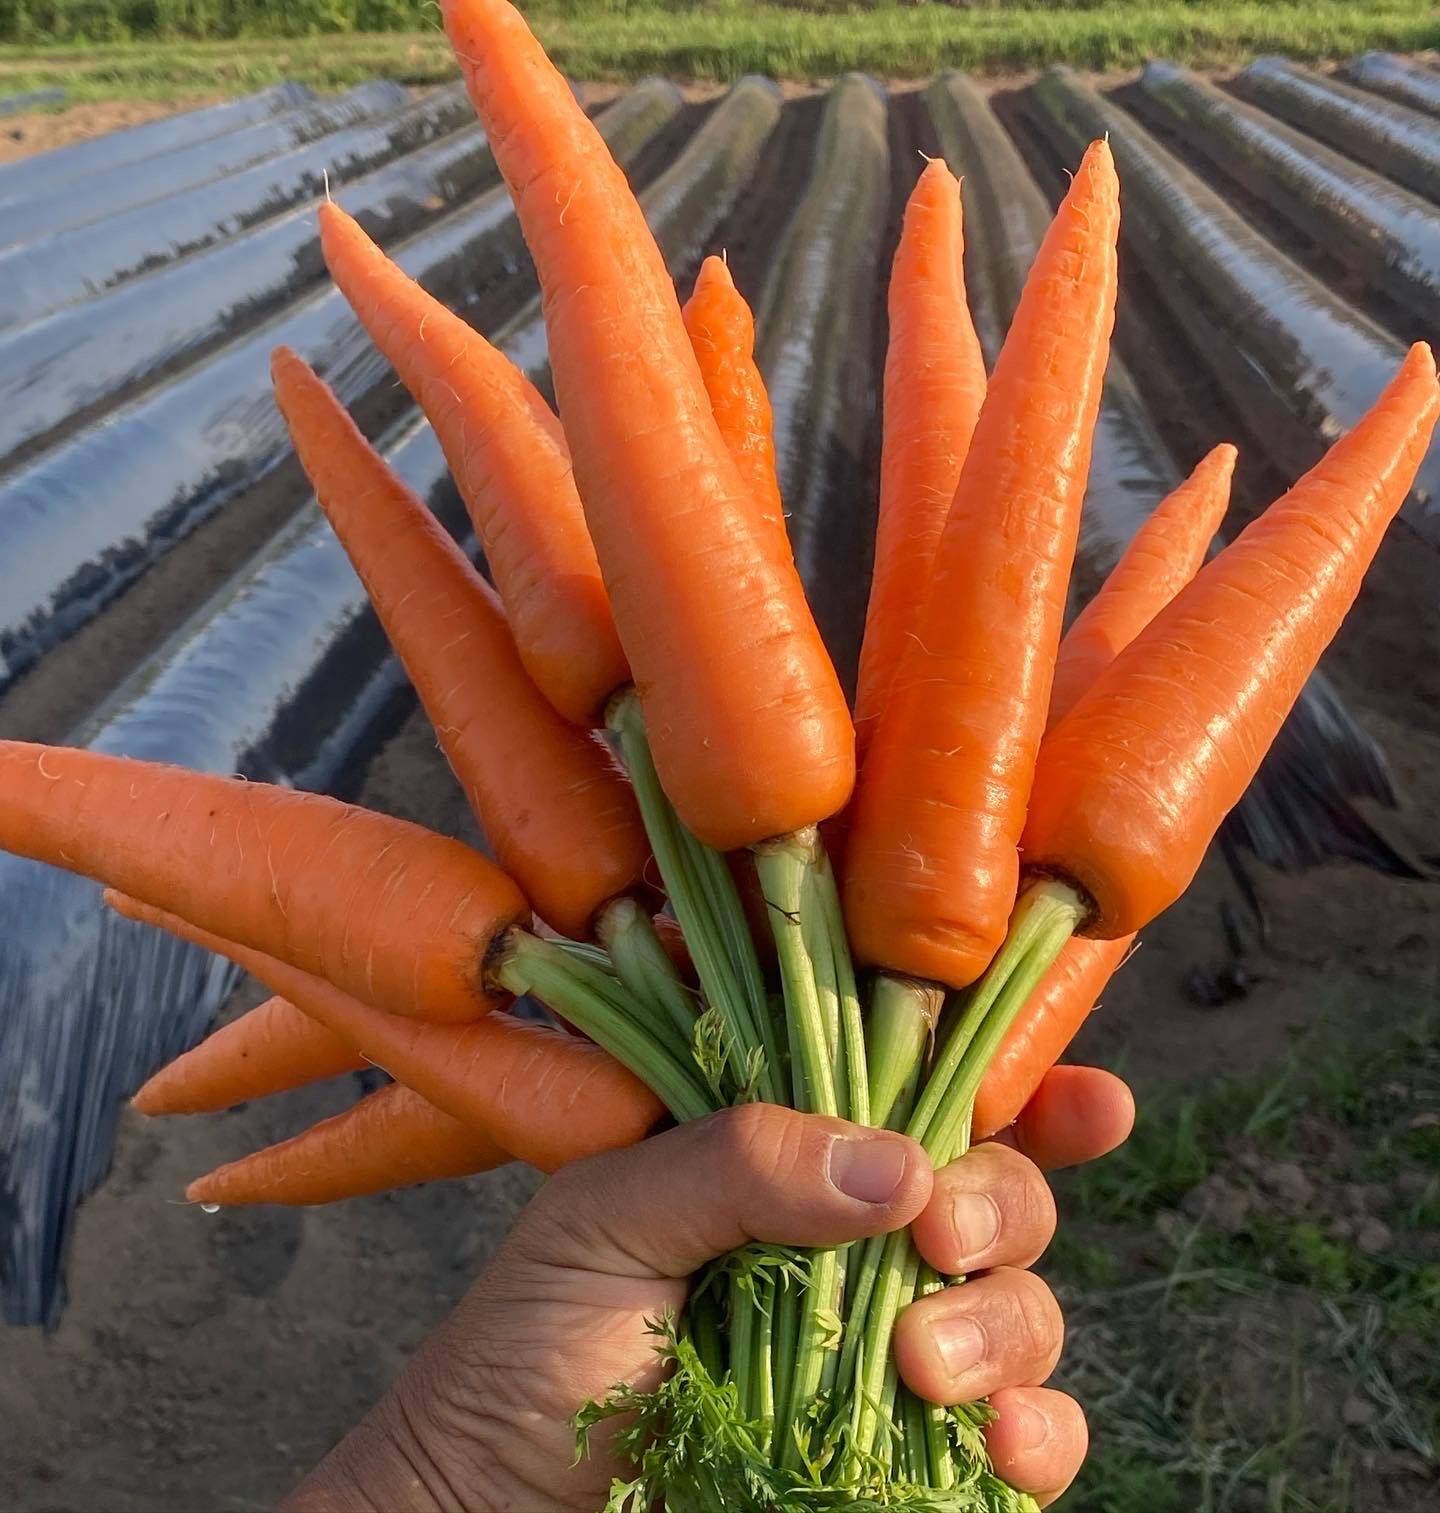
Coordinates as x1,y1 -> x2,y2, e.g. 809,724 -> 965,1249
0,743 -> 525,1020
271,348 -> 650,940
110,894 -> 664,1172
843,140 -> 1120,989
1026,343 -> 1440,939
187,1081 -> 511,1207
682,255 -> 791,564
972,934 -> 1135,1139
442,0 -> 854,850
854,157 -> 987,758
1048,444 -> 1236,729
318,202 -> 625,725
133,995 -> 363,1115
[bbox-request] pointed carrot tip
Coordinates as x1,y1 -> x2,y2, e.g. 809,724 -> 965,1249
270,345 -> 305,383
1405,340 -> 1436,380
694,253 -> 734,294
184,1176 -> 215,1203
131,1082 -> 165,1116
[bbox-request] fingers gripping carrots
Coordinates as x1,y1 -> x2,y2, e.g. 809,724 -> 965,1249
1048,443 -> 1236,729
843,140 -> 1121,990
133,995 -> 364,1115
854,158 -> 987,757
110,893 -> 665,1172
0,743 -> 527,1021
442,0 -> 854,850
1025,343 -> 1440,940
317,203 -> 626,726
186,1082 -> 511,1207
271,347 -> 650,940
682,255 -> 791,565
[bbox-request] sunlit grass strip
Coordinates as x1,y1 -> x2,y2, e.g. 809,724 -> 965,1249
3,4 -> 1439,102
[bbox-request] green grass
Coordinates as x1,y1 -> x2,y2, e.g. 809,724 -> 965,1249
1048,1009 -> 1440,1511
2,2 -> 1438,101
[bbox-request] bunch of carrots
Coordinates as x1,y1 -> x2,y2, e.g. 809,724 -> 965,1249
2,1 -> 1435,1506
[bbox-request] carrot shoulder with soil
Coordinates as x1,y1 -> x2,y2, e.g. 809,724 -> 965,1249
3,0 -> 1436,1506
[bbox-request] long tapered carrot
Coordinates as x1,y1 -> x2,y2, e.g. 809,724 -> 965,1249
317,202 -> 625,726
682,255 -> 791,564
442,0 -> 853,850
271,347 -> 649,940
1026,343 -> 1440,940
109,893 -> 664,1171
133,996 -> 364,1115
187,1082 -> 511,1206
972,934 -> 1135,1139
969,452 -> 1233,1132
854,158 -> 987,758
842,140 -> 1120,989
1048,444 -> 1236,729
0,743 -> 526,1021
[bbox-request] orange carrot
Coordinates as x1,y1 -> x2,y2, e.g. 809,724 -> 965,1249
109,893 -> 664,1171
1026,343 -> 1440,939
133,996 -> 364,1115
971,452 -> 1233,1131
318,202 -> 626,726
0,743 -> 526,1021
272,347 -> 650,939
854,158 -> 987,758
187,1081 -> 511,1206
972,934 -> 1135,1139
442,0 -> 853,850
1048,444 -> 1236,729
682,255 -> 790,563
843,141 -> 1120,989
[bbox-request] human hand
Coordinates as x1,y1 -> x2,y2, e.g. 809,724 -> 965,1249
287,1067 -> 1133,1512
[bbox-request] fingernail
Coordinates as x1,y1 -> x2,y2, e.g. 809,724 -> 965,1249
927,1312 -> 986,1381
1004,1399 -> 1049,1453
829,1135 -> 909,1204
949,1191 -> 1002,1268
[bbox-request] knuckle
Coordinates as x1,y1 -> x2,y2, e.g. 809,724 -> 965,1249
997,1269 -> 1065,1375
707,1102 -> 812,1189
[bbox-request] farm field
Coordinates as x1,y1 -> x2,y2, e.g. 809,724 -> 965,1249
1,3 -> 1439,100
0,35 -> 1438,1513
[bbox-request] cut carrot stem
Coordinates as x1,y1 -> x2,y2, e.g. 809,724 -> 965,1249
908,881 -> 1087,1165
132,995 -> 364,1115
854,156 -> 987,759
683,254 -> 791,566
1048,443 -> 1236,729
1025,342 -> 1440,939
318,201 -> 627,726
443,0 -> 854,851
608,690 -> 782,1104
493,932 -> 715,1122
271,346 -> 650,940
595,896 -> 699,1052
972,935 -> 1136,1140
866,975 -> 940,1132
106,892 -> 668,1169
0,743 -> 527,1022
843,139 -> 1120,991
187,1082 -> 511,1207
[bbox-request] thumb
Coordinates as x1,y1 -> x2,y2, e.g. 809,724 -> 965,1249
508,1104 -> 934,1280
